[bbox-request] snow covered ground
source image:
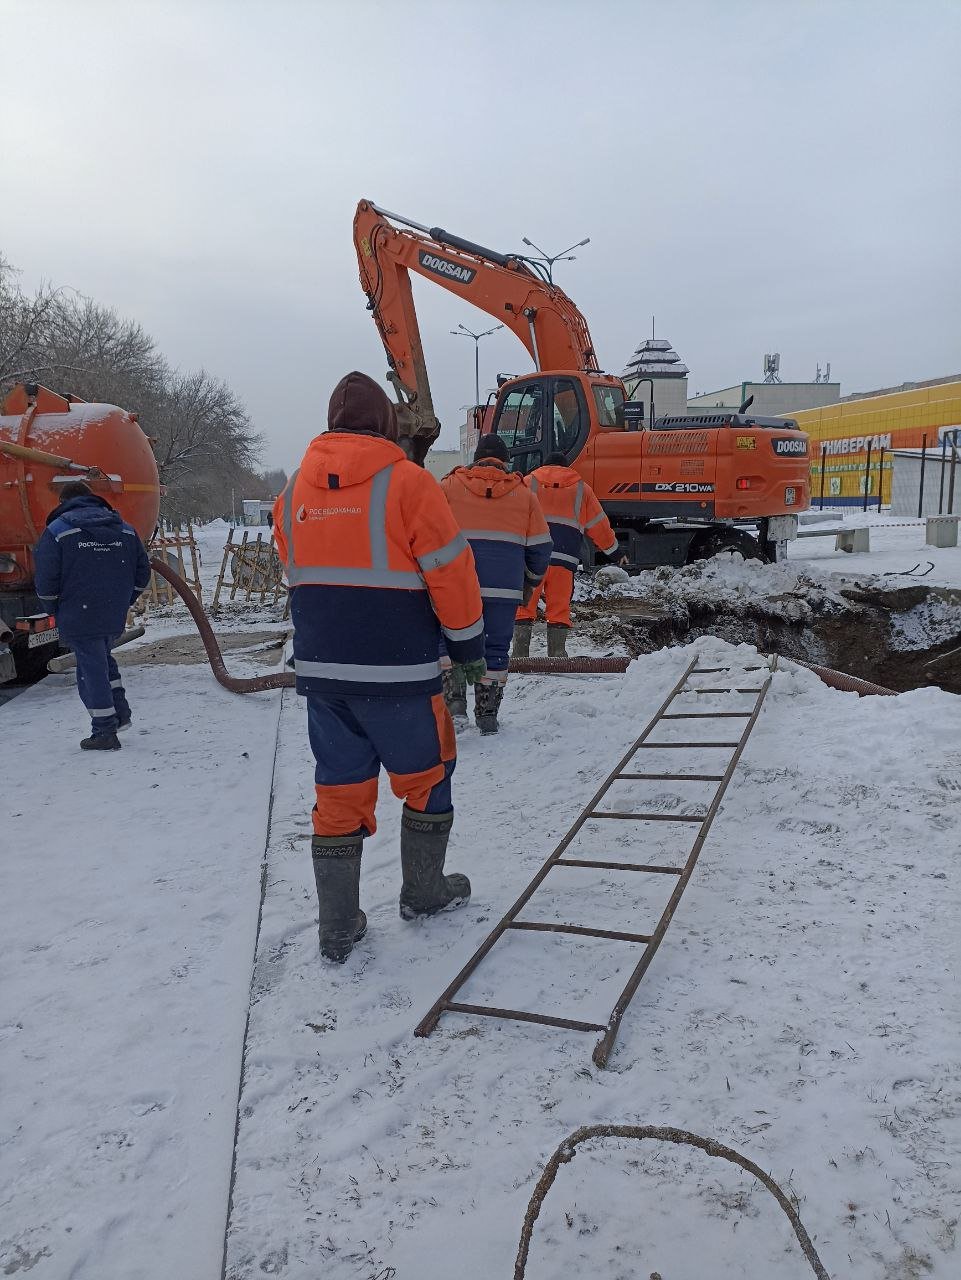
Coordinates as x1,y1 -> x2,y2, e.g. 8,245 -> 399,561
788,512 -> 961,590
1,666 -> 281,1279
4,515 -> 960,1280
225,640 -> 961,1280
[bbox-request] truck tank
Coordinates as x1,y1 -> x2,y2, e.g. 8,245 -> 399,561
0,383 -> 161,588
0,383 -> 161,681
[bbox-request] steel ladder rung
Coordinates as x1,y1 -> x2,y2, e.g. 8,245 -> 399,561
555,857 -> 684,874
588,810 -> 704,822
445,1002 -> 607,1034
692,666 -> 766,674
661,711 -> 753,719
682,686 -> 765,694
509,920 -> 652,944
636,741 -> 741,749
617,772 -> 725,782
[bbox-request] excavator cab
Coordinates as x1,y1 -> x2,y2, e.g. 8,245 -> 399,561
490,371 -> 625,474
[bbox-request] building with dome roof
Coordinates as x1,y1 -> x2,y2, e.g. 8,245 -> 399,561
622,337 -> 690,422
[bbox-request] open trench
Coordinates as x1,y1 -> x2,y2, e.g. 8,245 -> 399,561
574,578 -> 961,695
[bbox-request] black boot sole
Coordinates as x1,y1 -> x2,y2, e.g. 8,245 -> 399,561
399,892 -> 470,921
320,914 -> 368,963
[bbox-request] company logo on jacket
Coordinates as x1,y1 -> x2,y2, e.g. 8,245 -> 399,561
296,504 -> 362,521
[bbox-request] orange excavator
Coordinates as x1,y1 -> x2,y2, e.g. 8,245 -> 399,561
354,198 -> 810,565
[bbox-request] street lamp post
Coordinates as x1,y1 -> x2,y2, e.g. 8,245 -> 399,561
520,235 -> 590,285
450,323 -> 504,411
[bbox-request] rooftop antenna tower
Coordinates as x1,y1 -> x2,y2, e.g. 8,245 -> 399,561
763,352 -> 782,384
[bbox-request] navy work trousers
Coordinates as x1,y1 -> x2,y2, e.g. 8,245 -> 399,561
65,634 -> 131,736
479,597 -> 516,677
306,691 -> 456,837
439,596 -> 515,680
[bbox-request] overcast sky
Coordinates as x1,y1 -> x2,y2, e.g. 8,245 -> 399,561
3,0 -> 959,468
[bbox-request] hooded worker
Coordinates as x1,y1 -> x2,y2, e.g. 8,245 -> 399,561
514,453 -> 622,658
273,372 -> 486,963
439,433 -> 551,732
33,481 -> 151,750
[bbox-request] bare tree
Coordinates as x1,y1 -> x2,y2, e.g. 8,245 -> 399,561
0,255 -> 71,385
1,250 -> 265,523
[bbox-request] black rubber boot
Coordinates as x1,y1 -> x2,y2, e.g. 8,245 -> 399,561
547,623 -> 569,658
473,681 -> 503,735
311,835 -> 367,963
81,732 -> 121,751
399,807 -> 471,920
511,621 -> 533,659
442,665 -> 468,719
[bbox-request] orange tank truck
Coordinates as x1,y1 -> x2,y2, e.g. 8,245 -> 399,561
0,382 -> 161,681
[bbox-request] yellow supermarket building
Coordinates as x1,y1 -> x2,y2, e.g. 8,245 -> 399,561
786,375 -> 961,506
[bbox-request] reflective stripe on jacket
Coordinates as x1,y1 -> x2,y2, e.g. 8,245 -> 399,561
439,459 -> 551,603
526,465 -> 618,567
273,433 -> 484,696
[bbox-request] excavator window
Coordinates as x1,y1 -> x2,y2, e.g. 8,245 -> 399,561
551,378 -> 589,456
494,383 -> 545,475
592,384 -> 626,429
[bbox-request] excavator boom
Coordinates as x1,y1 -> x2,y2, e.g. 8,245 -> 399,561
353,199 -> 600,461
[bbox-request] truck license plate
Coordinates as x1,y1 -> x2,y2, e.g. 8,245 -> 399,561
27,627 -> 59,649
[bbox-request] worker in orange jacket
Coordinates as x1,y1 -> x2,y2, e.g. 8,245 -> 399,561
274,372 -> 486,963
439,434 -> 551,733
514,452 -> 621,658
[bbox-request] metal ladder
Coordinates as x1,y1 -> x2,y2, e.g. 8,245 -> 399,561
415,654 -> 776,1066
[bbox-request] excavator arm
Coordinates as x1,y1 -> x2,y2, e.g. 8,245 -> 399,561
353,198 -> 600,463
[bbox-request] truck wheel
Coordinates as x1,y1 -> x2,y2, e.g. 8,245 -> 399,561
688,527 -> 765,563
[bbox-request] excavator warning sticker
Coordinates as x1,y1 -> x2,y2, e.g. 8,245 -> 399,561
418,251 -> 476,285
736,436 -> 756,449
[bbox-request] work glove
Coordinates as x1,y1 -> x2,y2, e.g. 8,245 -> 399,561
522,580 -> 538,606
461,658 -> 488,686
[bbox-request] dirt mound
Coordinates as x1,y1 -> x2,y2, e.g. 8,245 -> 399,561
573,560 -> 961,693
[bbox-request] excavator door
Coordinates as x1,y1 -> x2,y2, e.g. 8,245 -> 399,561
490,373 -> 593,477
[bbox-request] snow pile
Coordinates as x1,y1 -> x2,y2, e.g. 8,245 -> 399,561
575,556 -> 853,625
224,639 -> 961,1280
887,592 -> 961,652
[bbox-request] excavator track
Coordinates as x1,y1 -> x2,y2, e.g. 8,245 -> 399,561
415,654 -> 776,1066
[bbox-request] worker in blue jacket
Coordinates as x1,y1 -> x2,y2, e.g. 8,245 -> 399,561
34,482 -> 151,750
